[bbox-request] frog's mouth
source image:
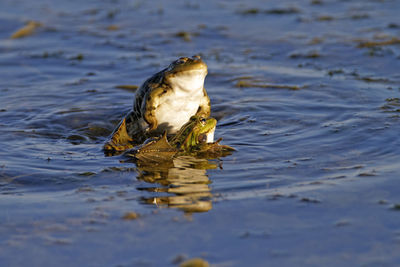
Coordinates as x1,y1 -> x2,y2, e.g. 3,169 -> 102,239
198,126 -> 215,144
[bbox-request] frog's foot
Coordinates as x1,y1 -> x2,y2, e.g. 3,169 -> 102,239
104,118 -> 135,152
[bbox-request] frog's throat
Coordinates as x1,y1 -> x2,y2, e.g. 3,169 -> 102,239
166,70 -> 207,94
206,127 -> 215,143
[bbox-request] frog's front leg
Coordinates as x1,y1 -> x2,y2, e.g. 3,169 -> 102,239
143,86 -> 163,131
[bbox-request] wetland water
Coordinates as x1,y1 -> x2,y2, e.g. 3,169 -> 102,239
1,0 -> 400,266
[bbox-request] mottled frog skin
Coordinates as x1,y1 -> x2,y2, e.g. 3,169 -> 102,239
124,116 -> 217,161
169,116 -> 216,152
104,55 -> 211,151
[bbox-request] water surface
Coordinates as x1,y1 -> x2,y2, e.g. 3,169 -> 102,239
1,0 -> 400,266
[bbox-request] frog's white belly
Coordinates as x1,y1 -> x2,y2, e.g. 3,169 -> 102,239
153,68 -> 207,134
154,92 -> 202,133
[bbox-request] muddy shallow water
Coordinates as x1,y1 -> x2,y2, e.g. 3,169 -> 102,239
1,0 -> 400,266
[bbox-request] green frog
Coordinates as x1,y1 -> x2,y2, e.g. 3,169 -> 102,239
170,116 -> 216,151
125,116 -> 234,162
104,55 -> 211,152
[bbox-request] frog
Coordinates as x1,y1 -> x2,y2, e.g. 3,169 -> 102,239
169,115 -> 216,152
124,116 -> 234,162
104,55 -> 211,152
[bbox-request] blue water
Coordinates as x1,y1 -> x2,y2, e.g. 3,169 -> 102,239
1,0 -> 400,266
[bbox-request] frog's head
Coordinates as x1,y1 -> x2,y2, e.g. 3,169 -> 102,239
170,116 -> 216,151
164,55 -> 208,92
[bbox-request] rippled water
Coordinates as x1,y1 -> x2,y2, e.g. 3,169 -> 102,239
1,0 -> 400,266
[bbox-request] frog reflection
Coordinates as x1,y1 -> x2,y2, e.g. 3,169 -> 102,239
123,116 -> 233,212
135,155 -> 219,213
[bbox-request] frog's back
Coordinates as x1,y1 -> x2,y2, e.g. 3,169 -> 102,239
132,68 -> 166,117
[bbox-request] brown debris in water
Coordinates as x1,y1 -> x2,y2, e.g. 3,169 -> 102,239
309,37 -> 324,45
175,31 -> 193,42
179,258 -> 209,267
239,7 -> 300,15
381,98 -> 400,113
391,204 -> 400,211
289,50 -> 321,59
122,211 -> 140,220
359,77 -> 390,83
316,15 -> 334,21
357,38 -> 400,48
235,80 -> 303,90
70,54 -> 84,61
11,21 -> 42,39
106,25 -> 120,31
115,84 -> 139,92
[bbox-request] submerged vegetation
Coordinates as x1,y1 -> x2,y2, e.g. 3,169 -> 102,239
357,37 -> 400,48
234,78 -> 304,90
238,7 -> 300,15
10,20 -> 42,39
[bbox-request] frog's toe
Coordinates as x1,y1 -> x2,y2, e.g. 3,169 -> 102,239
104,118 -> 134,152
103,140 -> 134,152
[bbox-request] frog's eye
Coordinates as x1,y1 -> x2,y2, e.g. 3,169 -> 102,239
177,57 -> 188,64
200,118 -> 207,125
